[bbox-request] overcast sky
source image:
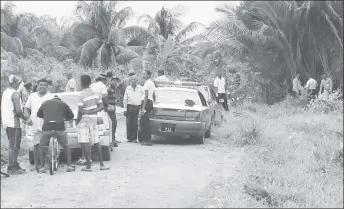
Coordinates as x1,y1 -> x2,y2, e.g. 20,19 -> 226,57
1,1 -> 240,27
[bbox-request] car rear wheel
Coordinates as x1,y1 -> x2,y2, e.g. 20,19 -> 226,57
102,146 -> 111,161
205,117 -> 213,138
192,133 -> 205,144
205,124 -> 212,138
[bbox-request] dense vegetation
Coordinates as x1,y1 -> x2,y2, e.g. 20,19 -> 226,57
1,1 -> 343,104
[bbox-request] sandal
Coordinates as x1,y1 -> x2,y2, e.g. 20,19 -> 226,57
38,168 -> 46,173
76,158 -> 85,165
66,166 -> 76,172
100,166 -> 110,171
81,167 -> 92,172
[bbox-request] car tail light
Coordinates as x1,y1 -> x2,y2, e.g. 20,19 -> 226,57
185,110 -> 200,121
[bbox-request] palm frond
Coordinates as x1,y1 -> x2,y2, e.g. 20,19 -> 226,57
175,21 -> 204,44
179,34 -> 209,46
112,7 -> 133,29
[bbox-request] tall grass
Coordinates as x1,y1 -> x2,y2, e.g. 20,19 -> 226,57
213,97 -> 343,208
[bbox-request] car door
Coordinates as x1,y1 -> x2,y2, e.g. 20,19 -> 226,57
197,91 -> 211,129
198,86 -> 215,118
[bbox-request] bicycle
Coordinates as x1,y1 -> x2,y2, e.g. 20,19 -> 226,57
42,121 -> 61,175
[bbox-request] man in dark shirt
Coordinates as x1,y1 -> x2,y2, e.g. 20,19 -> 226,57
37,95 -> 75,173
107,76 -> 120,148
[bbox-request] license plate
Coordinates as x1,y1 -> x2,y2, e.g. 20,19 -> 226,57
219,99 -> 224,103
160,123 -> 176,133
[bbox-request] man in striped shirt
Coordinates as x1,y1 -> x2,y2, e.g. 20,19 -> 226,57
77,75 -> 109,172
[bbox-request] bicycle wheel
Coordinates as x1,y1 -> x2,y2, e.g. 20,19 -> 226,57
53,138 -> 60,171
49,137 -> 54,175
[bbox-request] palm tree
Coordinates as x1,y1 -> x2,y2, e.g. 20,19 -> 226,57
64,0 -> 155,70
207,1 -> 343,91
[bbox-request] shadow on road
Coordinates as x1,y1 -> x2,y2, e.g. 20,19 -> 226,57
151,135 -> 201,146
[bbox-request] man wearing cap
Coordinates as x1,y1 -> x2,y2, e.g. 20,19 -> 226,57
106,73 -> 121,147
1,75 -> 30,174
65,73 -> 77,92
76,75 -> 110,165
25,78 -> 54,172
123,75 -> 143,143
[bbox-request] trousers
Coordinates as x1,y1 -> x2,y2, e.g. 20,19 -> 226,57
126,104 -> 140,141
138,99 -> 153,142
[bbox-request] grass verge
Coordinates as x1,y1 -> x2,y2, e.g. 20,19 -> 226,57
212,100 -> 343,208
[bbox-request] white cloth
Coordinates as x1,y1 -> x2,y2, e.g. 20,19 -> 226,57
292,77 -> 302,93
305,78 -> 317,90
155,75 -> 169,82
25,92 -> 53,131
142,79 -> 156,101
214,77 -> 226,94
91,81 -> 108,97
65,78 -> 77,92
124,85 -> 143,107
1,88 -> 20,128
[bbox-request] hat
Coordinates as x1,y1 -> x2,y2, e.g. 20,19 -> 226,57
100,71 -> 113,78
8,75 -> 21,84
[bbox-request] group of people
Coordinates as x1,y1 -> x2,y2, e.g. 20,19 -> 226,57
292,73 -> 333,100
1,68 -> 170,175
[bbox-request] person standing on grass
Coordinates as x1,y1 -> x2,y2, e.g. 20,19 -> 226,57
25,78 -> 53,172
214,72 -> 229,111
319,74 -> 333,99
154,70 -> 169,82
138,70 -> 155,146
123,76 -> 143,143
36,95 -> 76,173
65,72 -> 77,92
304,76 -> 318,101
1,75 -> 30,175
77,74 -> 109,172
292,73 -> 302,98
106,75 -> 121,147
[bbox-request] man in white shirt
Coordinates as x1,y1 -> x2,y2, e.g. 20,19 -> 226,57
65,73 -> 77,92
292,74 -> 302,98
214,72 -> 229,111
304,76 -> 318,100
155,70 -> 169,82
123,76 -> 143,143
139,70 -> 156,146
25,78 -> 53,172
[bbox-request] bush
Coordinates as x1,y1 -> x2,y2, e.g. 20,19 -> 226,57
308,90 -> 343,114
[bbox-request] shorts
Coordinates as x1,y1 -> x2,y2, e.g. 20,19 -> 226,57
77,117 -> 99,144
6,127 -> 22,151
40,130 -> 68,148
33,129 -> 42,146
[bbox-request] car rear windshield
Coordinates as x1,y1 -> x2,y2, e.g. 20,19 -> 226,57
155,90 -> 200,105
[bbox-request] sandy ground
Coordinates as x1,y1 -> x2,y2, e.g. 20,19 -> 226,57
1,115 -> 243,208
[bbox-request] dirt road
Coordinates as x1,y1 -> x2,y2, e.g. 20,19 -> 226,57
1,116 -> 243,208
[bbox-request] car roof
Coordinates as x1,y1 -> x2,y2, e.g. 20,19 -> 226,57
155,86 -> 199,93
